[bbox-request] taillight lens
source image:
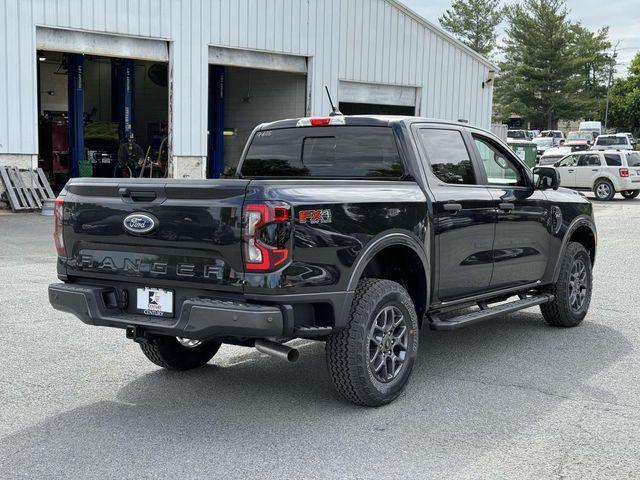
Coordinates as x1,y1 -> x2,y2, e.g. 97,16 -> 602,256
53,196 -> 65,256
619,168 -> 629,177
242,202 -> 292,272
296,116 -> 346,127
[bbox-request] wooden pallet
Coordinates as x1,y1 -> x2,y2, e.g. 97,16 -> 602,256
0,167 -> 56,212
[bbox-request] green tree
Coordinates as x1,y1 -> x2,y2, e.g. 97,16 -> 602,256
439,0 -> 503,57
495,0 -> 580,128
570,24 -> 612,120
606,52 -> 640,134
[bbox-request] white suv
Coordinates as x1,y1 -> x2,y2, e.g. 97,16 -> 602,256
554,150 -> 640,200
591,134 -> 634,151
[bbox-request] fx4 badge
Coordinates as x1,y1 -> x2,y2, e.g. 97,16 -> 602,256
298,209 -> 332,224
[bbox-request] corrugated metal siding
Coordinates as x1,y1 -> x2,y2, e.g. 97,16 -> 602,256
0,0 -> 494,158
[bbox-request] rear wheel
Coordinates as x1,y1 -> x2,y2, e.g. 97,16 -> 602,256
139,335 -> 221,370
540,242 -> 592,327
593,179 -> 615,201
621,190 -> 640,200
326,279 -> 419,407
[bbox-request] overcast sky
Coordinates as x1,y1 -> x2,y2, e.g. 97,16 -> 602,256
402,0 -> 639,75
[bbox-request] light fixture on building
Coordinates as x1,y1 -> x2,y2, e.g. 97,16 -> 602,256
482,70 -> 496,88
223,129 -> 236,136
38,55 -> 46,62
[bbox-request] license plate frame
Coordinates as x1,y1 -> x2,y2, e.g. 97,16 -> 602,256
136,287 -> 174,318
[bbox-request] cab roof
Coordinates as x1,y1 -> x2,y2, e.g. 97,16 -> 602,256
257,115 -> 487,132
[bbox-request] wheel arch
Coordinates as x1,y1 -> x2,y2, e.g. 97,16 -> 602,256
592,175 -> 617,191
346,232 -> 430,321
552,216 -> 597,282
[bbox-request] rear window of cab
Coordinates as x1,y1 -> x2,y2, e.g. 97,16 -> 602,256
240,126 -> 404,178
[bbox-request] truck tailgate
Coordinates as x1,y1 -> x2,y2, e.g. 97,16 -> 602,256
60,179 -> 248,292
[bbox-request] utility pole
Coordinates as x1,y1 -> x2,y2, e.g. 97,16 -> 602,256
604,41 -> 619,131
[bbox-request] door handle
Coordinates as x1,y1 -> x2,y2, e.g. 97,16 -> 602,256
591,169 -> 599,171
119,188 -> 157,202
568,169 -> 574,172
499,202 -> 515,212
443,203 -> 462,213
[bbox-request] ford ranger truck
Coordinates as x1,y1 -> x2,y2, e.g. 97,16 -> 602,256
49,116 -> 597,407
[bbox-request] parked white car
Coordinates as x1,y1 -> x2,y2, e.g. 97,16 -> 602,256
540,130 -> 565,146
591,134 -> 634,151
554,150 -> 640,200
539,146 -> 572,166
533,137 -> 555,159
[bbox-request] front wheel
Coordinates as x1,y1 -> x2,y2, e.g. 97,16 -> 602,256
139,335 -> 221,370
593,179 -> 615,201
621,190 -> 640,200
540,242 -> 592,327
326,279 -> 419,407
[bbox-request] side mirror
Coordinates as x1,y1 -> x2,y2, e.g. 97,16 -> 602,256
533,166 -> 560,190
553,161 -> 560,167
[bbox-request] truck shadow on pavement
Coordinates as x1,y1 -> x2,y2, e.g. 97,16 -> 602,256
0,312 -> 632,478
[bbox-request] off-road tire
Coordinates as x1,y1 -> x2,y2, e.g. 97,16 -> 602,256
140,336 -> 221,370
593,179 -> 615,201
621,190 -> 640,200
540,242 -> 592,327
326,279 -> 419,407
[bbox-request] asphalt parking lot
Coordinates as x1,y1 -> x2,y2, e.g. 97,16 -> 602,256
1,194 -> 639,479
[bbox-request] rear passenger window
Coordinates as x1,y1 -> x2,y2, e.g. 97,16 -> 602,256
605,154 -> 622,166
418,129 -> 476,184
577,154 -> 600,166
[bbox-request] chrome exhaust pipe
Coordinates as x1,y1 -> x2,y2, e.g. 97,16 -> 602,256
254,339 -> 300,362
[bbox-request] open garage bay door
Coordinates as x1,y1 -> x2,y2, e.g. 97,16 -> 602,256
338,81 -> 419,116
208,46 -> 307,177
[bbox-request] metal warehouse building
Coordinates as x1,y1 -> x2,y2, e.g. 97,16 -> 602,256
0,0 -> 496,185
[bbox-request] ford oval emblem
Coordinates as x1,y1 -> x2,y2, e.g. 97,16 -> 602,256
123,213 -> 158,235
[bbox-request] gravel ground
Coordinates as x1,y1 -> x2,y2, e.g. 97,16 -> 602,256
1,195 -> 639,479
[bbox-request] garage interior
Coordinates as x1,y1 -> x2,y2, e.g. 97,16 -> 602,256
208,65 -> 307,177
37,50 -> 168,189
338,81 -> 419,118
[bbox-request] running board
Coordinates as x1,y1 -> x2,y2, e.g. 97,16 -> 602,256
428,294 -> 554,331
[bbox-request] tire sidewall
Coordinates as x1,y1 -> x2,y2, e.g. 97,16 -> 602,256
359,289 -> 419,401
560,246 -> 593,322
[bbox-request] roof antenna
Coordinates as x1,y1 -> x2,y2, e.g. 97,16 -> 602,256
325,86 -> 342,116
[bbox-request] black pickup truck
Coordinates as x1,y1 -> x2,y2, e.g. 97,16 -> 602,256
49,115 -> 596,406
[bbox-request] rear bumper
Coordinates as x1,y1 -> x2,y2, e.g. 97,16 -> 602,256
48,283 -> 286,340
619,177 -> 640,190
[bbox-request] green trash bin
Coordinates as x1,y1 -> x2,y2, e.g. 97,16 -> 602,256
508,140 -> 537,168
78,160 -> 94,177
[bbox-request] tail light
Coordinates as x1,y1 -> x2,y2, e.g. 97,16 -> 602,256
619,168 -> 629,177
242,202 -> 292,272
53,196 -> 65,256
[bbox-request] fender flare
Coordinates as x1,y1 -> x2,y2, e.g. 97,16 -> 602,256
342,231 -> 431,314
552,215 -> 597,282
347,231 -> 430,291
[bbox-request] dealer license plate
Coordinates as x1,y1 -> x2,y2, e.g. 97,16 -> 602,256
136,287 -> 174,318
